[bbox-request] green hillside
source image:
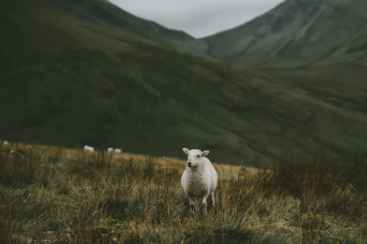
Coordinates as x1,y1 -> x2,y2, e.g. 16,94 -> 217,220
1,0 -> 367,165
203,0 -> 367,68
46,0 -> 209,55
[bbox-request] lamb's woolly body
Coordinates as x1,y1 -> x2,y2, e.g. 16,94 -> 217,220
84,145 -> 94,152
181,148 -> 218,215
204,157 -> 218,192
181,163 -> 211,197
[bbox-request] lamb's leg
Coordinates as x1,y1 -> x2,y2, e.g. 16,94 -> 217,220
201,196 -> 208,215
211,191 -> 215,207
189,197 -> 196,215
194,198 -> 200,213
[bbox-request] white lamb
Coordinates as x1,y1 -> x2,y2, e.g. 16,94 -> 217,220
107,147 -> 114,152
3,141 -> 9,145
181,148 -> 218,215
84,145 -> 94,152
114,148 -> 121,153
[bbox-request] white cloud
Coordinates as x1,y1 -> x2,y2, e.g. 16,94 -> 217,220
108,0 -> 285,38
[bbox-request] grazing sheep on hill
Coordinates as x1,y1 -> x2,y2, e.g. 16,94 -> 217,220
181,148 -> 218,215
107,147 -> 114,152
114,148 -> 121,153
84,145 -> 94,152
3,141 -> 9,145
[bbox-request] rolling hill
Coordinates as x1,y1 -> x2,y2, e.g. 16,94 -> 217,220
44,0 -> 367,68
1,0 -> 367,165
203,0 -> 367,68
45,0 -> 209,55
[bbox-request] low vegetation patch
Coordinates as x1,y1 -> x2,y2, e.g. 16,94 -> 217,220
0,143 -> 366,243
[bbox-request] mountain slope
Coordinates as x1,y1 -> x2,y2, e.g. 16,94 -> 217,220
2,0 -> 367,165
45,0 -> 208,55
203,0 -> 367,68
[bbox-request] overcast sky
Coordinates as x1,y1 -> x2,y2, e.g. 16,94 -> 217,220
109,0 -> 285,38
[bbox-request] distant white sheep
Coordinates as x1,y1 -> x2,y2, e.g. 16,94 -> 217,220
107,147 -> 114,152
83,145 -> 94,152
3,141 -> 9,145
114,148 -> 121,153
181,148 -> 218,215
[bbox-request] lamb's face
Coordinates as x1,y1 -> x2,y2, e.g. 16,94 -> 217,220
182,148 -> 210,168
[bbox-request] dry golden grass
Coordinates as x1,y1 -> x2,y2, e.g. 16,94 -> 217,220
4,141 -> 262,181
0,142 -> 366,243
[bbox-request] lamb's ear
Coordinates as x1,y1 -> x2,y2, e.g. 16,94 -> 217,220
182,148 -> 190,155
201,150 -> 209,157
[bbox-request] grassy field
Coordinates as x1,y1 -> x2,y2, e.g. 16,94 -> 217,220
0,142 -> 366,243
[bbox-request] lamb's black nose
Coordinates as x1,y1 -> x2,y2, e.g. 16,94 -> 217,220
188,162 -> 192,167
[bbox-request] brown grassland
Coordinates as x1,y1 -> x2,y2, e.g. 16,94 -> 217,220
0,142 -> 367,243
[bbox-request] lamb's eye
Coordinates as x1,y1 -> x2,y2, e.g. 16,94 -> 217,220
196,155 -> 200,158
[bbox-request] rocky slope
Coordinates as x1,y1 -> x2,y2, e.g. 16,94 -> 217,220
203,0 -> 367,68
